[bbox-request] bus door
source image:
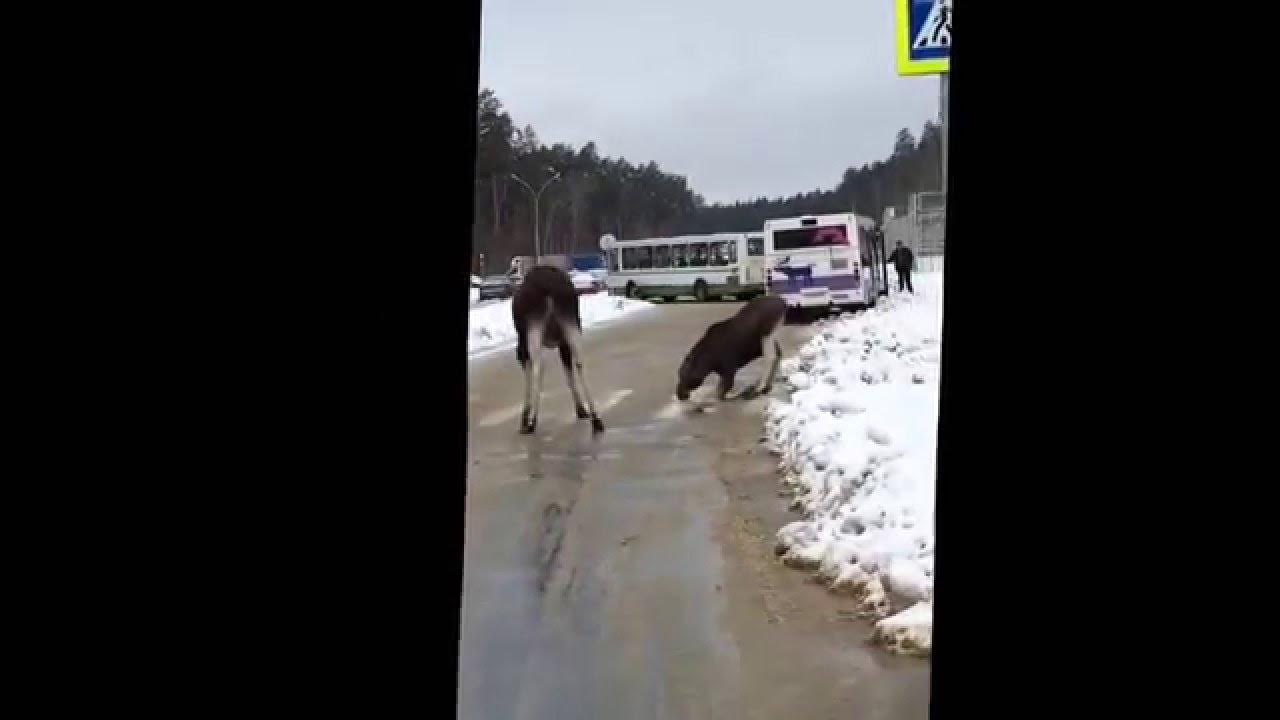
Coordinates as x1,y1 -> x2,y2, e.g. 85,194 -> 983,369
742,235 -> 765,286
870,229 -> 889,297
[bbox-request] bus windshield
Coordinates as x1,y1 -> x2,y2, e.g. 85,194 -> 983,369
771,225 -> 849,250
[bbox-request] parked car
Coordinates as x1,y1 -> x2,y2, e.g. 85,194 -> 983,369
571,252 -> 608,287
570,270 -> 603,295
478,274 -> 516,300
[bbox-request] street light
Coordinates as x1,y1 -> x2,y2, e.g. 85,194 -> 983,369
510,170 -> 561,260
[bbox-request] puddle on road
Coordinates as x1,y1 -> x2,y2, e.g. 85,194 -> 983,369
464,395 -> 780,719
536,499 -> 574,595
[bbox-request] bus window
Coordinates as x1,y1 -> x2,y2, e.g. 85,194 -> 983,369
653,245 -> 672,268
710,242 -> 729,266
622,246 -> 652,269
772,225 -> 849,250
726,240 -> 738,264
747,237 -> 764,256
672,244 -> 687,268
609,249 -> 619,272
689,243 -> 708,266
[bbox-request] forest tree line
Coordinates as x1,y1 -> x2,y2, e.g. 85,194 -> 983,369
473,88 -> 943,273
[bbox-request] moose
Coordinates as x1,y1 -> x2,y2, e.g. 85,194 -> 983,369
676,294 -> 787,403
511,265 -> 605,435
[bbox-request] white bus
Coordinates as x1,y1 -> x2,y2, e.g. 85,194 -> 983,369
599,233 -> 766,301
744,232 -> 767,289
763,212 -> 883,310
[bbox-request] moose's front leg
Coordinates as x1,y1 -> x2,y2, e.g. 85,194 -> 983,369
716,370 -> 736,401
755,335 -> 782,396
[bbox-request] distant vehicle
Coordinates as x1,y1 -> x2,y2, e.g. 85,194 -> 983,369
509,256 -> 530,281
571,252 -> 608,285
569,270 -> 603,295
743,232 -> 767,289
509,254 -> 572,283
762,212 -> 883,310
541,254 -> 572,271
598,232 -> 765,302
478,274 -> 516,301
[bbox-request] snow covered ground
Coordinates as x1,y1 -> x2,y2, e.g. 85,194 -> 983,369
765,270 -> 943,656
468,292 -> 654,357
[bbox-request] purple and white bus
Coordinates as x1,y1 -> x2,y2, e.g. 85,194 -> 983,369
763,212 -> 882,310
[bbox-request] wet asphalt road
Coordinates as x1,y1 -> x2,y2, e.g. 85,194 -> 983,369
460,300 -> 930,720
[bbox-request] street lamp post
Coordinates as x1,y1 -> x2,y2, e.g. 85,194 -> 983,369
510,171 -> 561,261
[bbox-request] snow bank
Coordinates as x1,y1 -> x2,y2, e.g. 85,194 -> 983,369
468,292 -> 653,356
765,274 -> 943,656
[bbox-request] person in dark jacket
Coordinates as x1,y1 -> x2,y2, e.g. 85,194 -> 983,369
887,241 -> 915,293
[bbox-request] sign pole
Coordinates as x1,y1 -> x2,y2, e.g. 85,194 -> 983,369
898,0 -> 950,264
899,0 -> 951,192
940,71 -> 949,191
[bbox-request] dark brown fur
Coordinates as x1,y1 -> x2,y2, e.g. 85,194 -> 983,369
677,294 -> 786,401
512,266 -> 580,363
512,266 -> 604,434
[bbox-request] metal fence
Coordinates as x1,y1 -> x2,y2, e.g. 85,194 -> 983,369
882,191 -> 945,270
913,254 -> 945,273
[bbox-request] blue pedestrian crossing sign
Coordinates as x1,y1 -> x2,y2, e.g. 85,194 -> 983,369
896,0 -> 951,76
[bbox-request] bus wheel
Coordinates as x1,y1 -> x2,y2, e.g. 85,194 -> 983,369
694,280 -> 708,302
626,282 -> 640,299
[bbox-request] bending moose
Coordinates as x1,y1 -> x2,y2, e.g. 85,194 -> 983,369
676,294 -> 786,402
511,266 -> 605,435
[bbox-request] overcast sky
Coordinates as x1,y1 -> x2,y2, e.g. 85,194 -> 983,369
479,0 -> 941,205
